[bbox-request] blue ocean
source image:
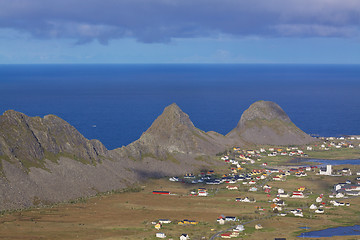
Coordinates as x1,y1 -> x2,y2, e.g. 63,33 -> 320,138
0,64 -> 359,150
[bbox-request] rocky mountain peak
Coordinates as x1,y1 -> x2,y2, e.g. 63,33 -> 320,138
237,101 -> 291,129
143,103 -> 195,136
228,101 -> 314,145
119,103 -> 226,159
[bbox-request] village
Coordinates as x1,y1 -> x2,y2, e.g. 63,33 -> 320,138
149,137 -> 360,239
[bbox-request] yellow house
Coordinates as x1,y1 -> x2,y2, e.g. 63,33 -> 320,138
155,223 -> 161,230
298,186 -> 306,192
178,219 -> 198,225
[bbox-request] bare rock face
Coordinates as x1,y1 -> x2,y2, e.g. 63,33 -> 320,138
227,101 -> 314,145
118,103 -> 226,159
0,110 -> 108,169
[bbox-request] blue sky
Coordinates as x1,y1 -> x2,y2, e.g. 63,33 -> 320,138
0,0 -> 359,64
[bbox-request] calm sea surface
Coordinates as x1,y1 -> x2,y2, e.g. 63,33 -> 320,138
0,64 -> 359,149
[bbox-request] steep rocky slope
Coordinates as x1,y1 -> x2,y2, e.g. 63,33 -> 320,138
0,101 -> 314,210
0,110 -> 108,170
227,101 -> 314,145
0,107 -> 223,210
117,103 -> 228,159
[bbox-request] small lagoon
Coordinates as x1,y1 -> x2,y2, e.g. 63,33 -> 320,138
298,225 -> 360,238
299,159 -> 360,166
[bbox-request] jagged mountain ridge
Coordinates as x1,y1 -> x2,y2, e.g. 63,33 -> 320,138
0,110 -> 108,169
0,101 -> 315,210
227,101 -> 314,145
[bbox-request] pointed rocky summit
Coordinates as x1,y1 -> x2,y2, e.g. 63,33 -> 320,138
227,101 -> 314,145
121,103 -> 226,159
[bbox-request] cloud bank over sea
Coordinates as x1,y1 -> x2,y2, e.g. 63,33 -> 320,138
0,0 -> 359,44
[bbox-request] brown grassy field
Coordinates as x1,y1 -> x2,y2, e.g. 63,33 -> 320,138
0,167 -> 360,240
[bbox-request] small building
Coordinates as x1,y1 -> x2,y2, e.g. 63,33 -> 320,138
155,223 -> 162,230
220,232 -> 232,238
309,204 -> 317,210
342,168 -> 352,175
180,234 -> 190,240
153,191 -> 170,195
291,191 -> 304,198
156,232 -> 166,238
278,193 -> 289,198
159,219 -> 171,224
249,187 -> 258,192
319,165 -> 332,175
255,224 -> 263,230
315,209 -> 324,214
225,216 -> 237,221
218,218 -> 225,225
234,225 -> 245,232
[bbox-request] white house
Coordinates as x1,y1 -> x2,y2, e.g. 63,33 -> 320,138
293,211 -> 303,217
336,192 -> 344,198
180,234 -> 190,240
156,233 -> 166,238
159,219 -> 171,224
198,191 -> 208,196
309,204 -> 317,210
278,193 -> 289,198
233,225 -> 245,232
315,209 -> 324,214
225,216 -> 237,221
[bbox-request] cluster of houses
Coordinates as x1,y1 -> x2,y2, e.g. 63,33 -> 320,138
308,194 -> 326,214
217,215 -> 237,225
319,136 -> 360,141
332,174 -> 360,197
315,135 -> 360,150
161,144 -> 360,239
229,146 -> 310,163
153,219 -> 191,239
155,232 -> 190,240
220,225 -> 245,238
290,209 -> 304,217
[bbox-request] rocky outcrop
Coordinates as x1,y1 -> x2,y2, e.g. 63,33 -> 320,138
227,101 -> 314,145
117,103 -> 227,159
0,110 -> 108,169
